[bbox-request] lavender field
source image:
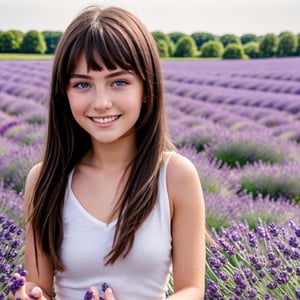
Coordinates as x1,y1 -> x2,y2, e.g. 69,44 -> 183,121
1,58 -> 300,299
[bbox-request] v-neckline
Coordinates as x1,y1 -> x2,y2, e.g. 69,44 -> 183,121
68,169 -> 118,230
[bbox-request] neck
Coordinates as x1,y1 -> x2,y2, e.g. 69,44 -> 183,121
83,137 -> 137,172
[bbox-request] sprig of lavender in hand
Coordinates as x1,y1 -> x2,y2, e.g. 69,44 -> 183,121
84,282 -> 110,300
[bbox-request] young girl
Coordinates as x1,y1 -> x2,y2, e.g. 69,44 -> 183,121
10,5 -> 206,300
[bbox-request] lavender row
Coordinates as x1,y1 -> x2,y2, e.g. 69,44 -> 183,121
166,94 -> 300,144
162,57 -> 300,81
164,72 -> 300,96
0,81 -> 49,104
0,112 -> 46,145
184,144 -> 300,223
165,78 -> 300,114
0,60 -> 52,82
0,92 -> 47,118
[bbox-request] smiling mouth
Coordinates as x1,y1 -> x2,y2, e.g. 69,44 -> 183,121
90,115 -> 121,124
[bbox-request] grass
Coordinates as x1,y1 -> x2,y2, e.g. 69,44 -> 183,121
162,57 -> 220,61
0,53 -> 219,61
0,53 -> 54,60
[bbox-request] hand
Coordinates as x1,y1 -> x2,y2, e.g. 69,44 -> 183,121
8,273 -> 47,300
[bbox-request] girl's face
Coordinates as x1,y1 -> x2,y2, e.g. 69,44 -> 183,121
67,53 -> 144,146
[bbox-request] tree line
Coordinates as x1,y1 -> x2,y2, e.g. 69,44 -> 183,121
1,29 -> 300,59
154,31 -> 300,59
0,30 -> 61,54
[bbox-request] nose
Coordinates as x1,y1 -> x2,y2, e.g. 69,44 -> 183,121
92,89 -> 112,111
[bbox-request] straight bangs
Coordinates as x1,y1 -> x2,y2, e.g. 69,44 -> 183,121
65,17 -> 147,82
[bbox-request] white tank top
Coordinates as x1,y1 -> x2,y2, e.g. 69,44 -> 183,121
54,153 -> 173,300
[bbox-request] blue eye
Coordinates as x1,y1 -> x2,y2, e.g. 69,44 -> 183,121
75,82 -> 90,89
113,80 -> 127,87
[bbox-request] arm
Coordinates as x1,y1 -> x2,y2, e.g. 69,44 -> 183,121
14,163 -> 54,300
167,153 -> 206,299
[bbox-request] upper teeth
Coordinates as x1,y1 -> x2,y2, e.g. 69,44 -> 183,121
92,116 -> 119,124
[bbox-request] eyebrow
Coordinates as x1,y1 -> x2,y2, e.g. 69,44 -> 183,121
69,70 -> 133,80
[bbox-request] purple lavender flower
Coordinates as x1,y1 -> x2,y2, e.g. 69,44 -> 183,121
84,290 -> 93,300
289,236 -> 299,248
101,282 -> 109,292
8,276 -> 25,294
0,214 -> 24,297
206,218 -> 300,299
0,143 -> 41,194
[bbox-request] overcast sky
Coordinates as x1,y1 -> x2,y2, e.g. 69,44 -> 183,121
0,0 -> 299,36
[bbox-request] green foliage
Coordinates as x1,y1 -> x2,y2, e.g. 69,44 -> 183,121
1,27 -> 298,59
42,31 -> 62,54
243,42 -> 260,58
152,31 -> 174,57
173,35 -> 198,57
240,33 -> 257,45
157,39 -> 169,58
258,33 -> 279,58
295,33 -> 300,56
200,40 -> 224,58
168,31 -> 185,44
206,213 -> 230,233
0,32 -> 13,53
0,30 -> 24,53
278,31 -> 292,37
151,31 -> 167,42
191,32 -> 216,50
276,32 -> 298,57
222,43 -> 247,59
220,33 -> 241,48
20,30 -> 47,54
242,211 -> 288,231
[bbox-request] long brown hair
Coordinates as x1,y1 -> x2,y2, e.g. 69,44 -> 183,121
30,6 -> 175,271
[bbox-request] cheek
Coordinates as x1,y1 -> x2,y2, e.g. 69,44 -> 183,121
68,94 -> 87,115
68,101 -> 88,129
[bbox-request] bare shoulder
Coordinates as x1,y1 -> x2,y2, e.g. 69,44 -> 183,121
166,152 -> 204,212
24,162 -> 43,211
167,152 -> 200,186
25,162 -> 43,190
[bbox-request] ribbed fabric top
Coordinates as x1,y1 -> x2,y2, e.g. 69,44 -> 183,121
54,153 -> 173,300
